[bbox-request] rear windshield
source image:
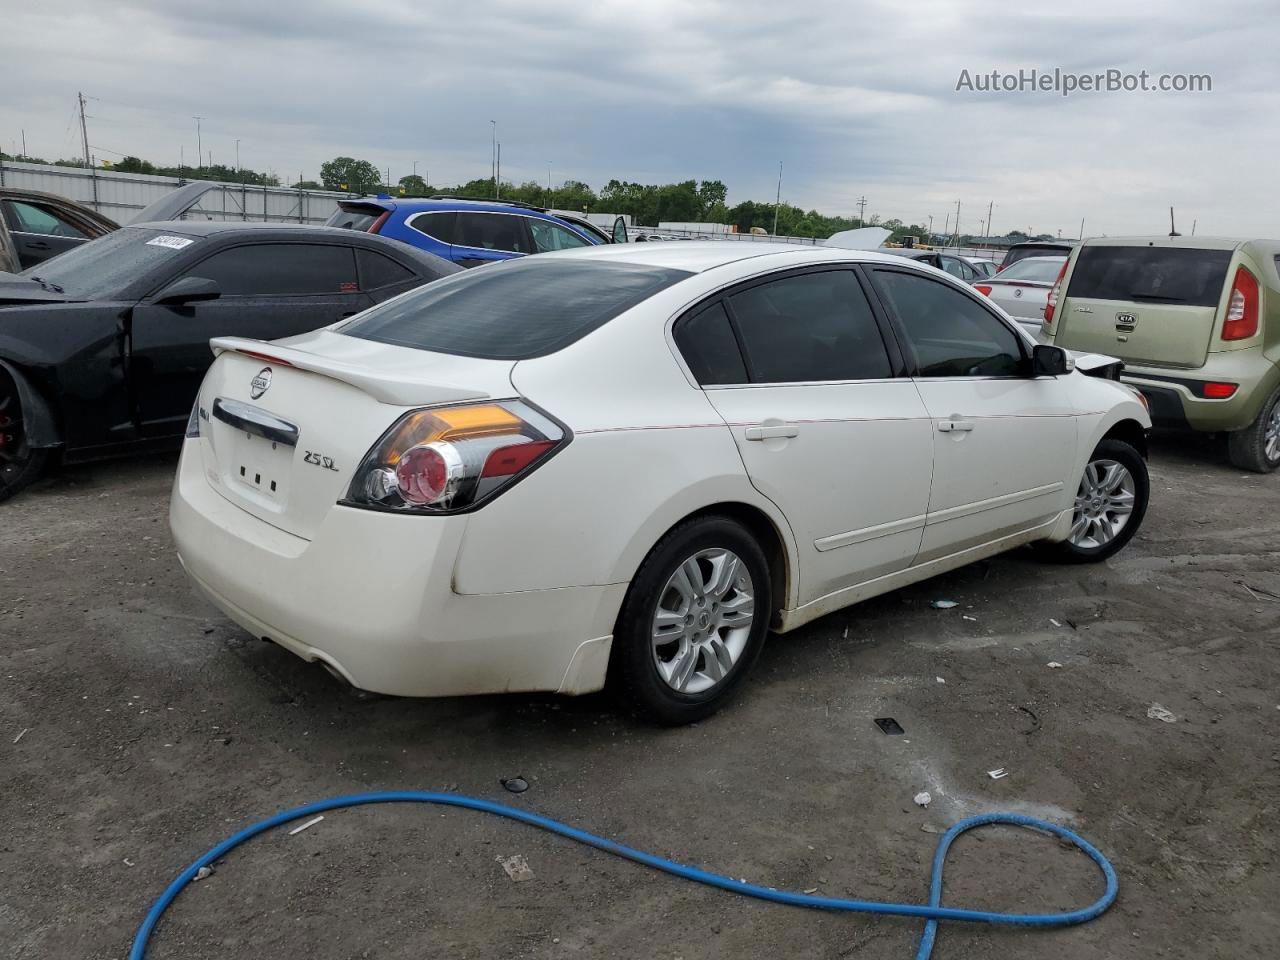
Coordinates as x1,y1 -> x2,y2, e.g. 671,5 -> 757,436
996,257 -> 1065,283
325,205 -> 384,232
340,257 -> 692,359
1003,244 -> 1070,268
19,226 -> 203,298
1067,246 -> 1232,306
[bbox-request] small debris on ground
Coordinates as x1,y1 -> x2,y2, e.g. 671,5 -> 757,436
874,717 -> 905,735
931,600 -> 958,609
1147,703 -> 1177,723
987,768 -> 1008,780
921,823 -> 943,834
962,614 -> 977,621
193,865 -> 214,881
935,676 -> 946,684
1049,618 -> 1062,627
288,815 -> 325,836
913,791 -> 932,808
1047,661 -> 1063,669
122,858 -> 135,867
498,854 -> 535,881
13,728 -> 29,744
501,776 -> 529,794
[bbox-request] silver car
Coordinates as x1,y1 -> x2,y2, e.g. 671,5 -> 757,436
977,255 -> 1066,336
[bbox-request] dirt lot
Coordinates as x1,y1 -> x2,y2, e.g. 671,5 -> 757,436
3,435 -> 1278,959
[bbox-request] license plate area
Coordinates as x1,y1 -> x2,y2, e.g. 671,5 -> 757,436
227,430 -> 295,504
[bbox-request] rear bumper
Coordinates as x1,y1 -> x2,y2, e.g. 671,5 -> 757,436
1121,353 -> 1278,432
169,441 -> 623,697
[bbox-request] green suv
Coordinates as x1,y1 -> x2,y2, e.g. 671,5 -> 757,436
1040,236 -> 1280,471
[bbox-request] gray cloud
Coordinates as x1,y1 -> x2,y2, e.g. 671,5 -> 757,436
2,0 -> 1275,235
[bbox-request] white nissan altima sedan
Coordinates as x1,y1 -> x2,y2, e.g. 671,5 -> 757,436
170,243 -> 1151,723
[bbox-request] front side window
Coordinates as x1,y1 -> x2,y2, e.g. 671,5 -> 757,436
940,256 -> 974,282
529,219 -> 591,253
726,270 -> 893,383
3,200 -> 89,239
452,213 -> 533,254
185,244 -> 357,296
872,269 -> 1024,378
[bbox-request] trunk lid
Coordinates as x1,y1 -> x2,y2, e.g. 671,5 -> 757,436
1054,242 -> 1237,368
196,330 -> 516,540
985,280 -> 1050,320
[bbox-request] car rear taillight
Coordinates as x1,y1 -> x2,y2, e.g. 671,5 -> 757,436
975,284 -> 993,296
1222,267 -> 1259,341
1043,259 -> 1070,325
1202,382 -> 1238,399
347,400 -> 567,513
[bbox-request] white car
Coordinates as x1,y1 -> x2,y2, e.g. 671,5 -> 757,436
170,243 -> 1151,723
976,255 -> 1068,336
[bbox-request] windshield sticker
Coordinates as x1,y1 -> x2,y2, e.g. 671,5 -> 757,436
146,235 -> 195,250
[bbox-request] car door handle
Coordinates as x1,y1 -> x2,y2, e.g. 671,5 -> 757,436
26,240 -> 51,250
744,423 -> 800,441
937,419 -> 975,433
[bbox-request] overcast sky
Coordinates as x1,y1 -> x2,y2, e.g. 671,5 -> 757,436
3,0 -> 1275,236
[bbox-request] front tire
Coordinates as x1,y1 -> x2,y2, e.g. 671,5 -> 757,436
1227,386 -> 1280,473
1038,438 -> 1149,563
612,515 -> 771,725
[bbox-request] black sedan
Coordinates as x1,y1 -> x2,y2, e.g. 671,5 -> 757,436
0,221 -> 458,500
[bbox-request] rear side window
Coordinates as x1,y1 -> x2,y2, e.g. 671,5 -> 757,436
1067,246 -> 1232,306
453,213 -> 533,254
342,258 -> 692,359
409,211 -> 457,243
873,269 -> 1023,377
529,219 -> 592,252
189,244 -> 357,296
675,302 -> 748,384
727,270 -> 893,382
325,205 -> 384,232
357,249 -> 417,289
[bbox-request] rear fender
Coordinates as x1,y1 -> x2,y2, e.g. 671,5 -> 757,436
0,358 -> 60,448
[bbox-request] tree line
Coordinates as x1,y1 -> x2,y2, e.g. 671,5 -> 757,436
3,149 -> 1017,242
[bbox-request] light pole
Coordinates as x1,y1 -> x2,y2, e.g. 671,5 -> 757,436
547,162 -> 552,198
235,139 -> 240,179
490,121 -> 497,198
193,117 -> 203,172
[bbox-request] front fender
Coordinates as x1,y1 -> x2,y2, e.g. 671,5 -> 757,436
0,358 -> 59,448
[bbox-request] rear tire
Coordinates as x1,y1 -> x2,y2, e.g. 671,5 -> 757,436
0,371 -> 50,504
612,515 -> 771,725
1226,387 -> 1280,473
1037,438 -> 1148,564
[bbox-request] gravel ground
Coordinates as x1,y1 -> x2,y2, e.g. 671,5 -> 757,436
2,434 -> 1277,959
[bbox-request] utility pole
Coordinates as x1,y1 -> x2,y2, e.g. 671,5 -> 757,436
20,129 -> 26,158
547,162 -> 552,197
78,91 -> 91,168
496,143 -> 501,200
985,200 -> 993,238
490,120 -> 497,198
855,195 -> 867,227
943,212 -> 949,237
772,161 -> 782,236
927,214 -> 934,239
1078,217 -> 1085,240
953,200 -> 961,246
1191,218 -> 1197,236
235,139 -> 240,178
193,117 -> 203,172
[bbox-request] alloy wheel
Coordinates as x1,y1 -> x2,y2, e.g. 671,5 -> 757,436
1069,458 -> 1136,549
1265,404 -> 1280,464
0,390 -> 30,490
650,548 -> 755,694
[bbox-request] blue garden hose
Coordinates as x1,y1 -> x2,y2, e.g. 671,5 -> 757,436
130,791 -> 1117,960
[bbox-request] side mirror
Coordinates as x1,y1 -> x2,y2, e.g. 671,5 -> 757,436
1031,344 -> 1073,377
154,276 -> 221,305
611,216 -> 629,244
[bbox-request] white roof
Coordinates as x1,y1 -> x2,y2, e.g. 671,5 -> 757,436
552,240 -> 915,273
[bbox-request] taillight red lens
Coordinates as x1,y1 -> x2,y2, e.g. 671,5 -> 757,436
396,443 -> 456,504
369,210 -> 391,234
1203,382 -> 1238,399
481,440 -> 554,478
975,284 -> 993,296
236,350 -> 293,366
1222,267 -> 1259,341
1043,259 -> 1070,325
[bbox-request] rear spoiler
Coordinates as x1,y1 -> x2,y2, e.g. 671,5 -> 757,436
209,337 -> 487,406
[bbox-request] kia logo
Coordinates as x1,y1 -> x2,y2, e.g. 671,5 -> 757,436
1116,312 -> 1138,327
249,367 -> 272,399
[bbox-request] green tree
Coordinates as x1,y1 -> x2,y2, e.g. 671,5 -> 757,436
320,156 -> 381,193
398,174 -> 428,196
115,156 -> 156,174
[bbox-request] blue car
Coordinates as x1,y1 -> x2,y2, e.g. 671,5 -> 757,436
325,197 -> 628,268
